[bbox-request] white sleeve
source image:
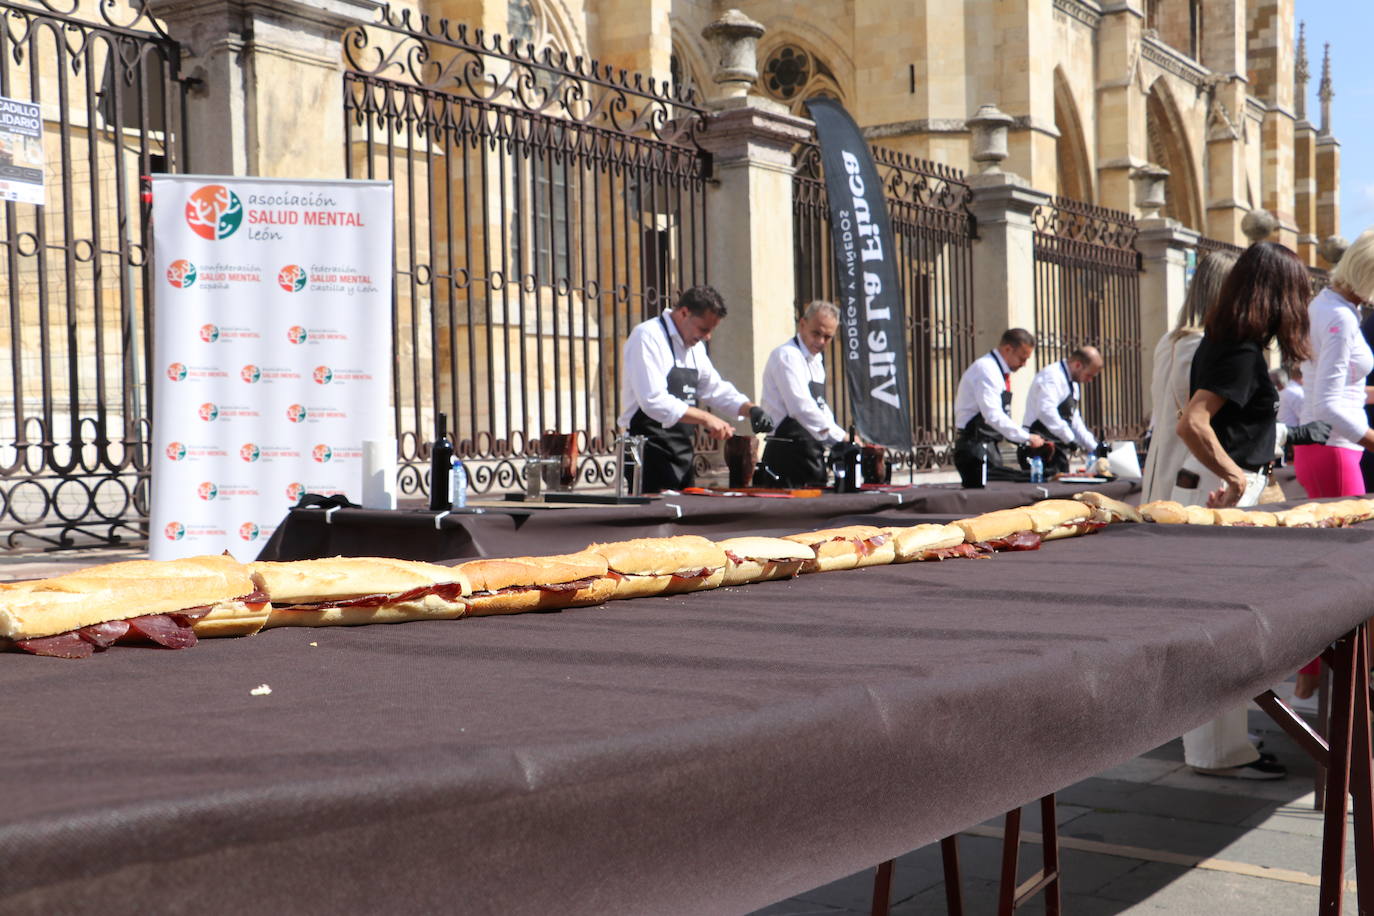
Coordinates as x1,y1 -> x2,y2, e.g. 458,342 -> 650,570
1276,387 -> 1302,427
977,370 -> 1029,444
695,348 -> 750,419
1027,369 -> 1076,444
772,347 -> 845,444
623,324 -> 690,426
1310,313 -> 1370,443
1070,402 -> 1098,452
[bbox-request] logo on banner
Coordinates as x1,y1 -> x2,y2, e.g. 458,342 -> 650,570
278,265 -> 307,292
198,403 -> 220,422
167,260 -> 197,289
164,521 -> 186,541
286,482 -> 306,502
287,325 -> 307,344
240,365 -> 261,384
239,522 -> 260,542
286,404 -> 308,423
199,323 -> 221,343
185,185 -> 244,241
313,366 -> 333,385
166,441 -> 187,461
240,443 -> 261,462
312,444 -> 333,463
166,363 -> 188,382
197,482 -> 219,501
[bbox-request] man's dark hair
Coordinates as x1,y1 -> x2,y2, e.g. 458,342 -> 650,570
1204,241 -> 1312,364
677,285 -> 728,318
1000,328 -> 1035,349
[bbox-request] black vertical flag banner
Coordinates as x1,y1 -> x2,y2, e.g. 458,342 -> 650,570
804,98 -> 913,450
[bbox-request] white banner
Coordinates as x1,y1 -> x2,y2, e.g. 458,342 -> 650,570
149,176 -> 393,560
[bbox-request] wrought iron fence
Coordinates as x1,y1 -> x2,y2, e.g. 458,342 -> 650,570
793,141 -> 976,473
0,0 -> 184,549
1031,197 -> 1144,440
343,6 -> 709,497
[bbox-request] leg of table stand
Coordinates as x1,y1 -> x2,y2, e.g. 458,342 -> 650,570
1040,793 -> 1062,916
1320,631 -> 1357,913
870,859 -> 893,916
998,807 -> 1022,916
1317,663 -> 1331,812
1349,627 -> 1374,914
941,836 -> 964,916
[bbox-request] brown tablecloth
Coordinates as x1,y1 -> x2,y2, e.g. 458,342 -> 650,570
256,478 -> 1140,561
2,521 -> 1366,914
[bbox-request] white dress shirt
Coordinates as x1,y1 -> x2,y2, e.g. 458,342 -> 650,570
1299,287 -> 1373,450
1024,360 -> 1098,452
953,351 -> 1030,444
759,336 -> 846,445
618,311 -> 749,428
1277,380 -> 1305,427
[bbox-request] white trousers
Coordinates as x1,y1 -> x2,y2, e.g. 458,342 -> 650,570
1175,460 -> 1267,769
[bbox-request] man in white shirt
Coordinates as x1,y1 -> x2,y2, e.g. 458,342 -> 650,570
753,301 -> 847,487
951,328 -> 1046,487
619,285 -> 771,493
1021,346 -> 1103,475
1276,363 -> 1305,427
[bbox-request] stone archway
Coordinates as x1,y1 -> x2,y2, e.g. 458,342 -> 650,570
1053,67 -> 1094,203
1145,79 -> 1204,230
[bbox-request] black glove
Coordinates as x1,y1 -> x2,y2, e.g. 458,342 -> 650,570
1286,421 -> 1331,446
748,406 -> 774,434
1094,441 -> 1112,459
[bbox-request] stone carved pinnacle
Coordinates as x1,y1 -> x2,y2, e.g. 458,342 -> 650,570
1295,22 -> 1309,121
1318,41 -> 1334,135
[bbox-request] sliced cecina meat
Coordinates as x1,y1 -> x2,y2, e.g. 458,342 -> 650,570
78,620 -> 130,648
125,614 -> 198,649
15,631 -> 95,659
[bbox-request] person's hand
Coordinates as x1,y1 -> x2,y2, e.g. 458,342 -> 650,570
748,405 -> 774,434
1286,421 -> 1331,446
1207,472 -> 1247,508
1027,434 -> 1046,450
702,413 -> 734,440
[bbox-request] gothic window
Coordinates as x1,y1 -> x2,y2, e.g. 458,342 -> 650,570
759,44 -> 842,113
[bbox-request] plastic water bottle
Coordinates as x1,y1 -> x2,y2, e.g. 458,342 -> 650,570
451,458 -> 468,509
1029,456 -> 1044,484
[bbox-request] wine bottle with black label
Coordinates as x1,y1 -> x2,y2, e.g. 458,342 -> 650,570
429,411 -> 454,511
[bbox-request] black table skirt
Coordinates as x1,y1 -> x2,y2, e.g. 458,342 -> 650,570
1,520 -> 1365,914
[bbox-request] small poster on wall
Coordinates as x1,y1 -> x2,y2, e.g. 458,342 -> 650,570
0,95 -> 44,205
149,175 -> 394,560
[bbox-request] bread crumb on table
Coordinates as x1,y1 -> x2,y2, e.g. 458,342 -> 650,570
250,684 -> 272,696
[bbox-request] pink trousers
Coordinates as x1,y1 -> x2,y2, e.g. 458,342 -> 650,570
1294,444 -> 1367,677
1294,444 -> 1366,499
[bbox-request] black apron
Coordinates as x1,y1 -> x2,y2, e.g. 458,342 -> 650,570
754,338 -> 828,487
1022,361 -> 1075,476
627,317 -> 700,493
953,352 -> 1028,487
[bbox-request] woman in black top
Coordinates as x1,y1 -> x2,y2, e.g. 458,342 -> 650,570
1177,242 -> 1313,509
1173,242 -> 1313,781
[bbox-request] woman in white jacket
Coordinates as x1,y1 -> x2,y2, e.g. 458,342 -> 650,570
1140,250 -> 1238,502
1296,229 -> 1374,497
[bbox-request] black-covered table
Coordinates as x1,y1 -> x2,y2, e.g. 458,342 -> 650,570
2,522 -> 1370,914
256,478 -> 1140,561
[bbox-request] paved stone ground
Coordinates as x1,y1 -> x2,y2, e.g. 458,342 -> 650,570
3,546 -> 1352,915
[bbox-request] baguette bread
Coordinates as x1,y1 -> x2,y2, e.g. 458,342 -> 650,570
1073,491 -> 1143,523
781,525 -> 893,573
1,554 -> 263,656
587,536 -> 728,599
252,557 -> 470,629
1183,504 -> 1214,525
1211,507 -> 1278,526
1025,499 -> 1101,540
881,524 -> 970,562
953,509 -> 1035,545
1139,500 -> 1188,524
717,536 -> 814,586
459,551 -> 614,616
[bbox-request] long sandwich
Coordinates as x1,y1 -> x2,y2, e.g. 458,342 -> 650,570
782,525 -> 894,574
953,509 -> 1042,551
459,550 -> 614,615
588,535 -> 728,599
1,554 -> 265,658
251,557 -> 470,628
881,523 -> 978,562
717,536 -> 815,586
1073,491 -> 1142,523
1026,499 -> 1107,540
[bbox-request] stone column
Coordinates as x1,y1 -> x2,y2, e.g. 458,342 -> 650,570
696,12 -> 812,413
1136,219 -> 1199,399
966,105 -> 1050,408
1095,2 -> 1147,215
147,0 -> 380,177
